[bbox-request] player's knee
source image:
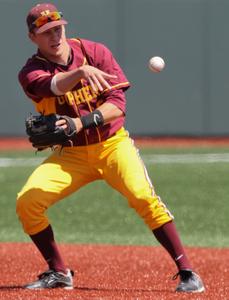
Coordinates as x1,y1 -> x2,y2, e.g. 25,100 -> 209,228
128,187 -> 153,208
16,189 -> 50,235
16,191 -> 32,220
128,191 -> 173,228
16,189 -> 45,220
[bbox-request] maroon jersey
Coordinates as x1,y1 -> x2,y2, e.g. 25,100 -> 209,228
18,38 -> 130,146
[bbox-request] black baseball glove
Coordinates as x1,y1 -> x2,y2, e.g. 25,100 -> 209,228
25,114 -> 77,150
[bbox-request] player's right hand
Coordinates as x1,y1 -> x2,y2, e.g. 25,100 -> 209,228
56,117 -> 83,134
78,65 -> 117,93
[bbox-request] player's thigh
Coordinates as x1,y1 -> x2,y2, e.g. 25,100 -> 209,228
17,151 -> 95,208
16,150 -> 97,234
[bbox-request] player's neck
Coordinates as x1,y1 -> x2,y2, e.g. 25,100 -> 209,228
40,42 -> 71,65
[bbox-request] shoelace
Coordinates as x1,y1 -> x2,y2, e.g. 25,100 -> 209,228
172,270 -> 193,281
38,269 -> 74,280
38,270 -> 55,280
172,272 -> 180,280
38,270 -> 66,286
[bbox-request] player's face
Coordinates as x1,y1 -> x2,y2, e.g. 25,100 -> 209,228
29,25 -> 68,58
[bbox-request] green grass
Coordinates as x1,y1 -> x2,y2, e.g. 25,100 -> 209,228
0,147 -> 229,247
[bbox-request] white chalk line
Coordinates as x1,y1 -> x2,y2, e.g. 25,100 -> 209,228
0,157 -> 44,167
142,153 -> 229,164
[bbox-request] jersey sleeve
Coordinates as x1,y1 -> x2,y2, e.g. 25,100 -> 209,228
99,89 -> 126,114
18,59 -> 54,102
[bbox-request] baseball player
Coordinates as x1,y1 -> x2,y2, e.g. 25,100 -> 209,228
17,2 -> 205,292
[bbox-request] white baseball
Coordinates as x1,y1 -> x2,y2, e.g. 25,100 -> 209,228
148,56 -> 165,73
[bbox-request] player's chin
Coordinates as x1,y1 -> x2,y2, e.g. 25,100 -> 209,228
50,44 -> 62,55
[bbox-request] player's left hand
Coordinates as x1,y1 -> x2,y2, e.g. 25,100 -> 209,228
25,114 -> 77,150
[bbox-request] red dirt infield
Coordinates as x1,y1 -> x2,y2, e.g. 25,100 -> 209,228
1,136 -> 229,150
0,243 -> 228,300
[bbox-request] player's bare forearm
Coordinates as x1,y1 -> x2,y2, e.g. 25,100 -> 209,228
54,65 -> 117,94
54,69 -> 82,94
96,102 -> 123,123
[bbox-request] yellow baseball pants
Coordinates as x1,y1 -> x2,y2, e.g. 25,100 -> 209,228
16,128 -> 173,235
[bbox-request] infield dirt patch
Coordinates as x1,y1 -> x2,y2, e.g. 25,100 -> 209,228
1,136 -> 229,150
0,243 -> 228,300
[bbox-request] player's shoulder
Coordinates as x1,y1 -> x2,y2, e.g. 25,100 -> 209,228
82,38 -> 111,53
82,39 -> 114,62
18,53 -> 52,86
68,37 -> 112,66
19,53 -> 49,74
69,37 -> 108,51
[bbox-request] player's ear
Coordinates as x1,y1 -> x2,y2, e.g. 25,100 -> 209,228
28,31 -> 36,43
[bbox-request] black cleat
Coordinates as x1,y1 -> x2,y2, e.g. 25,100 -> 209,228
24,269 -> 74,289
173,270 -> 205,293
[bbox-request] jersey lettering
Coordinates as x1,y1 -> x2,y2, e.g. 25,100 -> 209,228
56,84 -> 97,107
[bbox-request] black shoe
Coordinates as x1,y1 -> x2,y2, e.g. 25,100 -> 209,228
24,269 -> 74,289
173,270 -> 205,293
